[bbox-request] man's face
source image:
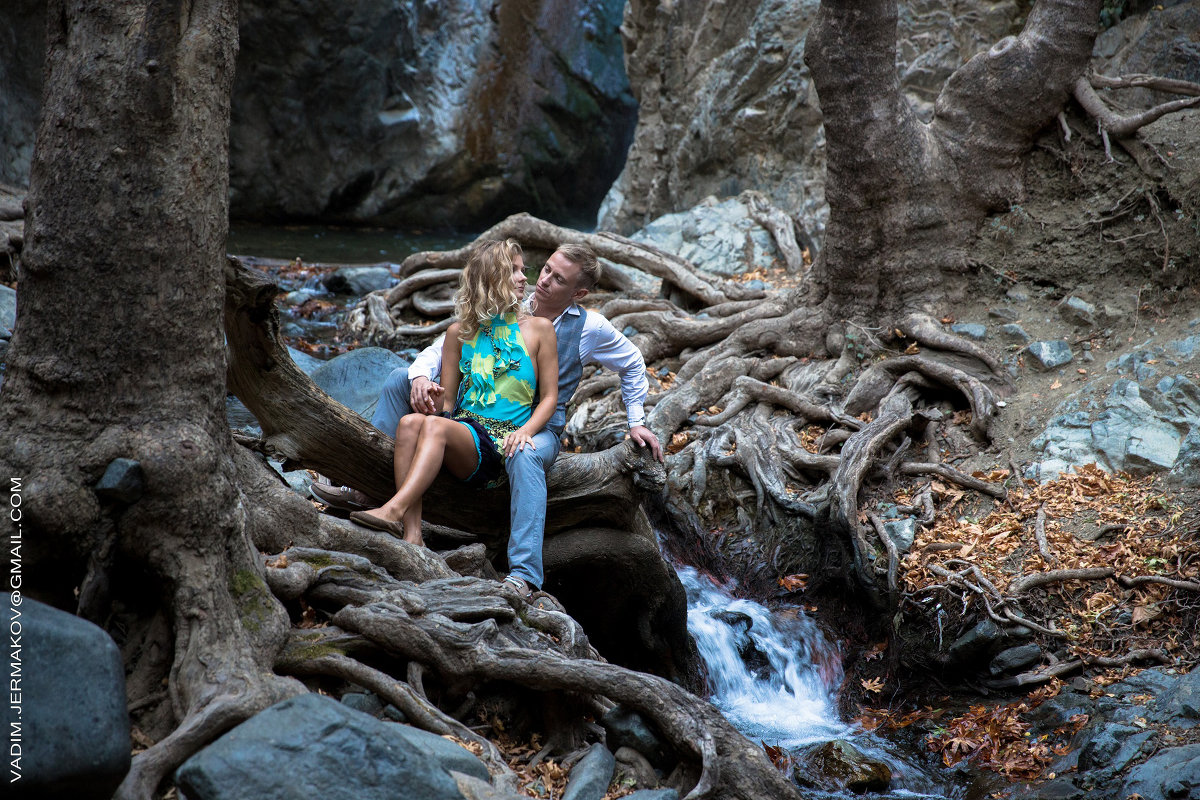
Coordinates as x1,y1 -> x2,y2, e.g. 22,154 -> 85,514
533,251 -> 585,312
511,254 -> 527,298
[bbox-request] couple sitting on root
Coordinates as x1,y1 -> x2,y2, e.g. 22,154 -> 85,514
313,238 -> 663,599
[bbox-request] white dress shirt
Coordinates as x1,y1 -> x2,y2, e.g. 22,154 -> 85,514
407,305 -> 649,428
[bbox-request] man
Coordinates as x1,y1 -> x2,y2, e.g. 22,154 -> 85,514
312,243 -> 664,597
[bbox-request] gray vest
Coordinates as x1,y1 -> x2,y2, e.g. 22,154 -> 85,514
547,306 -> 586,435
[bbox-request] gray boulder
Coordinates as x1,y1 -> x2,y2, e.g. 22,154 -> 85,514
562,743 -> 615,800
176,693 -> 486,800
1059,296 -> 1096,327
1030,375 -> 1200,481
600,0 -> 1022,235
1027,340 -> 1074,370
6,599 -> 130,800
1120,743 -> 1200,800
950,322 -> 987,341
322,266 -> 395,296
309,346 -> 408,420
800,740 -> 891,794
628,194 -> 784,283
229,0 -> 634,228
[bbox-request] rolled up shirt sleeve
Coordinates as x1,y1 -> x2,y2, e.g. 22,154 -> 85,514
407,334 -> 445,383
579,311 -> 649,428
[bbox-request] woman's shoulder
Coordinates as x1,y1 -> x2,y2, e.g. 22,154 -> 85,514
519,314 -> 555,336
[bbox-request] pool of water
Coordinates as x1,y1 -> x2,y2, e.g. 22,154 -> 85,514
228,223 -> 474,265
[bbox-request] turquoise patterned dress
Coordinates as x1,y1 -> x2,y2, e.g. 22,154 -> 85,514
453,312 -> 536,486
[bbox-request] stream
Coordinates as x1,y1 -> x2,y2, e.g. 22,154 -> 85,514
236,224 -> 978,799
678,564 -> 972,798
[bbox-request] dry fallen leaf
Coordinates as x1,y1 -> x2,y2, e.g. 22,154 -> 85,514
861,677 -> 885,694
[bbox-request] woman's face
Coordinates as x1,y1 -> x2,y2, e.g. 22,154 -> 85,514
510,254 -> 527,299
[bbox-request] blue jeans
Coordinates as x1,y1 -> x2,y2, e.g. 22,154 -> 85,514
371,367 -> 559,588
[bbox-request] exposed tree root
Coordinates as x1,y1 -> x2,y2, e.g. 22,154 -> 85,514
342,213 -> 768,345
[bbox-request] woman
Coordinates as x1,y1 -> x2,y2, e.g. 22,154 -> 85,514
349,239 -> 558,547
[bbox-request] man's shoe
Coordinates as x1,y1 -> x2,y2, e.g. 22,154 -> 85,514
502,575 -> 534,600
309,482 -> 373,512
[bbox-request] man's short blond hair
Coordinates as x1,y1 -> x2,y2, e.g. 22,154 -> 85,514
555,243 -> 601,291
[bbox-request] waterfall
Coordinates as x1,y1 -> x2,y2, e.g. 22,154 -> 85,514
680,565 -> 849,748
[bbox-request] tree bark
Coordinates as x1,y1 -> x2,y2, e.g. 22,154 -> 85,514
804,0 -> 1101,321
0,4 -> 302,796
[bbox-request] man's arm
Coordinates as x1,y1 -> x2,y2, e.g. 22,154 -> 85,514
407,333 -> 446,413
580,312 -> 664,461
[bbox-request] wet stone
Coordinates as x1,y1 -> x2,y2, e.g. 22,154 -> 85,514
802,740 -> 891,793
563,743 -> 616,800
1121,742 -> 1200,800
622,791 -> 679,800
322,265 -> 395,295
1028,340 -> 1074,370
9,599 -> 131,800
989,644 -> 1043,675
602,705 -> 671,767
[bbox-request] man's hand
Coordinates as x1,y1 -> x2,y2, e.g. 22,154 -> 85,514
410,376 -> 445,414
628,425 -> 664,462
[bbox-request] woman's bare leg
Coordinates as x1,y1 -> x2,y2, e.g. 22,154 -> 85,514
393,415 -> 423,490
364,416 -> 480,528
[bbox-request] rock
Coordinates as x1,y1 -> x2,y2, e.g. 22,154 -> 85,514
600,0 -> 1022,235
322,266 -> 395,296
1059,296 -> 1096,327
287,346 -> 325,376
94,457 -> 145,504
1006,285 -> 1031,302
601,705 -> 671,767
1000,323 -> 1032,343
0,283 -> 15,330
309,347 -> 409,420
950,322 -> 987,340
1092,380 -> 1184,476
801,740 -> 891,793
1152,669 -> 1200,725
1121,743 -> 1200,800
340,691 -> 385,717
882,517 -> 917,554
176,693 -> 486,800
1027,340 -> 1074,370
947,618 -> 1007,665
1077,724 -> 1155,775
6,599 -> 131,800
1095,3 -> 1200,111
622,791 -> 678,800
988,644 -> 1043,675
613,747 -> 659,791
562,743 -> 616,800
988,306 -> 1019,321
629,195 -> 784,279
228,0 -> 635,228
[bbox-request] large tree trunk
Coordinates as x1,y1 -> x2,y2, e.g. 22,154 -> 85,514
805,0 -> 1101,320
0,3 -> 302,796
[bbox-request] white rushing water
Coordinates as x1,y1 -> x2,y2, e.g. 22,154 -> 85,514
679,565 -> 963,799
679,565 -> 851,748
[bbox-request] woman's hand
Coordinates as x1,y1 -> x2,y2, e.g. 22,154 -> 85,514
503,430 -> 536,458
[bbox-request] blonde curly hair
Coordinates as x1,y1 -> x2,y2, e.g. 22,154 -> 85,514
455,238 -> 524,342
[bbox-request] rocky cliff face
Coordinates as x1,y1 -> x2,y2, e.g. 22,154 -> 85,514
1,0 -> 635,229
232,0 -> 636,228
599,0 -> 1023,238
0,0 -> 44,188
